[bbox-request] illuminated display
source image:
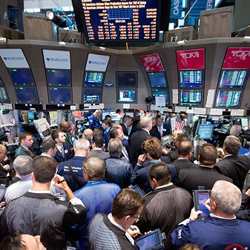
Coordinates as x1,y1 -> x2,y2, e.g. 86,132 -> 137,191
179,70 -> 202,88
148,72 -> 167,88
118,89 -> 136,103
83,88 -> 102,103
9,69 -> 34,86
219,70 -> 247,88
117,71 -> 137,87
46,69 -> 71,86
15,87 -> 39,104
180,90 -> 202,105
215,90 -> 241,107
0,87 -> 8,102
84,71 -> 104,87
76,0 -> 159,42
48,87 -> 72,104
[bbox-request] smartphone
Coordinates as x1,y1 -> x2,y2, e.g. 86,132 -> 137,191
193,190 -> 210,211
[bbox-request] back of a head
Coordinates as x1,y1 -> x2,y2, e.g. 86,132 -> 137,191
112,188 -> 144,219
109,127 -> 119,139
33,156 -> 57,183
174,133 -> 188,146
108,138 -> 123,157
84,157 -> 105,179
211,180 -> 242,215
139,115 -> 152,129
230,124 -> 242,137
149,162 -> 171,186
74,138 -> 90,152
83,128 -> 94,139
199,143 -> 217,166
13,155 -> 33,176
93,134 -> 104,148
143,137 -> 162,159
223,135 -> 241,156
42,138 -> 56,153
59,121 -> 71,133
178,140 -> 192,157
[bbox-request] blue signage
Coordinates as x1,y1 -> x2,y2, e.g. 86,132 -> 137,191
170,0 -> 183,19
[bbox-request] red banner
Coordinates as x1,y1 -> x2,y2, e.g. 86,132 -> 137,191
222,47 -> 250,69
176,48 -> 205,70
139,53 -> 164,72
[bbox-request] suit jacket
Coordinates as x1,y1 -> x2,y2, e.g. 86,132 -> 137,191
54,143 -> 74,163
173,158 -> 196,174
176,166 -> 233,193
150,125 -> 161,140
89,149 -> 110,160
215,155 -> 250,190
129,129 -> 151,166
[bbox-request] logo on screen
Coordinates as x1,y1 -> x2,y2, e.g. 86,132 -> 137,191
173,0 -> 180,15
231,50 -> 250,60
180,51 -> 200,59
46,57 -> 68,62
3,56 -> 23,61
89,60 -> 105,66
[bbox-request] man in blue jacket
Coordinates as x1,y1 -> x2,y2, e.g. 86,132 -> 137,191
171,180 -> 250,249
74,157 -> 120,250
88,110 -> 102,130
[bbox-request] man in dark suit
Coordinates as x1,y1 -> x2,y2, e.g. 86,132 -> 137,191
15,132 -> 35,158
176,143 -> 232,193
89,134 -> 110,160
216,135 -> 250,191
150,115 -> 162,140
129,115 -> 152,166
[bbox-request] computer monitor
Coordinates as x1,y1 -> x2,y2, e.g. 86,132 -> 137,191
118,89 -> 136,103
48,87 -> 72,104
197,124 -> 214,140
117,72 -> 137,87
219,70 -> 247,88
179,70 -> 203,88
0,87 -> 8,102
216,90 -> 241,108
241,117 -> 249,129
147,72 -> 167,88
83,88 -> 102,104
180,90 -> 202,105
15,87 -> 39,104
84,71 -> 104,88
46,69 -> 71,86
9,68 -> 34,86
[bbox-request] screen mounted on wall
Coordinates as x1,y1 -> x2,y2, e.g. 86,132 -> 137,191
116,71 -> 137,87
15,87 -> 39,104
84,72 -> 104,87
118,89 -> 136,103
180,89 -> 202,105
215,90 -> 241,107
83,88 -> 102,103
73,0 -> 160,42
140,53 -> 164,72
85,54 -> 110,72
46,69 -> 71,86
48,87 -> 72,104
219,70 -> 247,88
148,72 -> 167,88
9,69 -> 34,86
179,70 -> 203,88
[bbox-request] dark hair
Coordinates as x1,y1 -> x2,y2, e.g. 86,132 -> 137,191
112,189 -> 144,219
199,143 -> 217,165
143,137 -> 162,159
103,118 -> 112,127
109,127 -> 119,139
149,162 -> 171,186
0,235 -> 24,250
51,129 -> 60,141
33,156 -> 57,183
19,132 -> 32,142
223,135 -> 241,156
42,138 -> 56,153
116,109 -> 121,114
93,134 -> 104,148
178,140 -> 192,156
59,121 -> 71,133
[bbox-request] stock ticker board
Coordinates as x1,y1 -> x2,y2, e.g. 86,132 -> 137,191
77,0 -> 160,42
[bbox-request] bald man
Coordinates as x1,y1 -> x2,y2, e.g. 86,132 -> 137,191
74,157 -> 120,250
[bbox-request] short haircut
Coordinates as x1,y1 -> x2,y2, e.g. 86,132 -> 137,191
13,155 -> 33,176
139,115 -> 152,129
103,118 -> 112,127
112,189 -> 144,219
51,129 -> 60,141
33,156 -> 57,183
108,138 -> 122,157
19,132 -> 32,142
74,138 -> 90,151
59,121 -> 71,132
199,143 -> 217,166
41,138 -> 56,153
223,135 -> 241,156
143,137 -> 162,159
84,157 -> 105,179
178,140 -> 192,156
0,235 -> 24,250
93,134 -> 104,148
109,127 -> 119,139
211,180 -> 242,214
149,162 -> 171,186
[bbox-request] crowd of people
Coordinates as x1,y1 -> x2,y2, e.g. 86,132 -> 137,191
0,109 -> 250,249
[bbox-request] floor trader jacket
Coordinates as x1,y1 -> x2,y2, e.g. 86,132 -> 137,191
0,191 -> 86,250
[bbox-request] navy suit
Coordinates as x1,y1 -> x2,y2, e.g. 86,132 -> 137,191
88,114 -> 101,130
54,143 -> 74,163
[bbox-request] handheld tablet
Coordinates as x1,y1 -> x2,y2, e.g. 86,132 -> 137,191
193,190 -> 210,211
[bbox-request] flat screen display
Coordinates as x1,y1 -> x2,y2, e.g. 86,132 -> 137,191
9,69 -> 34,86
140,53 -> 164,72
117,72 -> 137,87
74,0 -> 159,42
83,87 -> 102,103
215,90 -> 241,108
179,70 -> 203,88
118,89 -> 136,103
219,70 -> 247,88
0,87 -> 8,102
84,72 -> 104,87
180,90 -> 202,105
148,72 -> 167,88
197,124 -> 214,140
15,87 -> 39,104
152,88 -> 168,103
46,69 -> 71,86
241,118 -> 249,128
48,87 -> 72,104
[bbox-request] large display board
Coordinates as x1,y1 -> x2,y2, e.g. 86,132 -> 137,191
73,0 -> 160,42
215,47 -> 250,108
140,53 -> 164,72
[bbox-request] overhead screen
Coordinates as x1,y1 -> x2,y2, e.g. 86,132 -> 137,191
0,48 -> 39,104
0,77 -> 9,103
73,0 -> 160,42
140,53 -> 164,72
